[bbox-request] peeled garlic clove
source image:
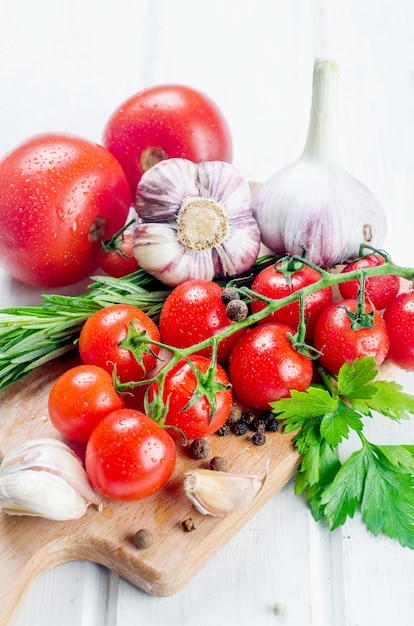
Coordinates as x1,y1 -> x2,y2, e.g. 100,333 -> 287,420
184,466 -> 268,516
1,438 -> 100,506
0,470 -> 90,520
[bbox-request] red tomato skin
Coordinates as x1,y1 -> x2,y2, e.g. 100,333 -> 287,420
0,133 -> 131,287
313,299 -> 390,375
48,364 -> 125,442
103,85 -> 233,199
338,254 -> 401,310
228,323 -> 313,410
97,233 -> 139,278
149,355 -> 232,439
159,279 -> 245,363
78,304 -> 160,383
85,408 -> 176,501
383,291 -> 414,370
250,264 -> 332,339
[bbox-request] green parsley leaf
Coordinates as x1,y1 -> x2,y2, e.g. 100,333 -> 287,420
361,443 -> 414,549
320,399 -> 364,447
337,357 -> 378,399
320,447 -> 366,529
295,440 -> 341,521
270,386 -> 337,432
358,380 -> 414,421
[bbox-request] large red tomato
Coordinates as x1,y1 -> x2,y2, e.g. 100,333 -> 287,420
102,84 -> 233,200
0,133 -> 131,287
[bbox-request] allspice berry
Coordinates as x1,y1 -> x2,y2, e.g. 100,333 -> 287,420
133,529 -> 153,549
210,456 -> 228,472
190,438 -> 211,459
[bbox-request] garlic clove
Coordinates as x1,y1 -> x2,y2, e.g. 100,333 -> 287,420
184,465 -> 268,517
0,470 -> 90,520
0,438 -> 100,520
1,438 -> 100,507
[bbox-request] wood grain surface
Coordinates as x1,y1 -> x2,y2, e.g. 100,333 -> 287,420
0,355 -> 300,626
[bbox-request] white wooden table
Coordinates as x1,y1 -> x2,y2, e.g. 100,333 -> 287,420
1,1 -> 414,624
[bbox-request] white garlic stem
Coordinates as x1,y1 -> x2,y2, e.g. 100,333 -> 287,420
302,59 -> 339,162
0,438 -> 100,520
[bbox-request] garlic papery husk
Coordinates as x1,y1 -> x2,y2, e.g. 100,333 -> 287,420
0,438 -> 100,520
253,59 -> 387,268
184,465 -> 268,517
133,158 -> 261,287
0,470 -> 91,520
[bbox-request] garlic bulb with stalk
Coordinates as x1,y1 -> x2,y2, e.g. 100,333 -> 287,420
133,158 -> 261,287
0,438 -> 100,520
254,59 -> 387,268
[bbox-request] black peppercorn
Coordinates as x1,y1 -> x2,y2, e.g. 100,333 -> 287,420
266,416 -> 280,432
217,423 -> 231,436
234,420 -> 248,436
240,411 -> 255,425
252,432 -> 266,446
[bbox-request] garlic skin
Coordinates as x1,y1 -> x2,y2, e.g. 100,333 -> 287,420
0,438 -> 100,520
254,59 -> 387,268
133,158 -> 261,287
184,466 -> 268,517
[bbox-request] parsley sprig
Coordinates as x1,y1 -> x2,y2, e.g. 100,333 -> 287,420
270,357 -> 414,548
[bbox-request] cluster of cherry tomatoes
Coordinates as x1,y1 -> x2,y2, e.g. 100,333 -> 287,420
46,251 -> 414,503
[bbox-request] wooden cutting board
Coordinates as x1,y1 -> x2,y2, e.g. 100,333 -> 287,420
0,354 -> 300,626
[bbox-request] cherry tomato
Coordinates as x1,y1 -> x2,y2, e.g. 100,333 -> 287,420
98,232 -> 139,278
148,355 -> 232,439
158,279 -> 245,363
48,364 -> 125,442
338,254 -> 400,310
250,262 -> 332,339
313,299 -> 390,375
0,133 -> 131,287
85,408 -> 176,501
78,304 -> 160,384
228,323 -> 313,410
103,84 -> 233,199
383,290 -> 414,370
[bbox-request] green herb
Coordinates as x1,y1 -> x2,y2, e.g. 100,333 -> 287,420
271,357 -> 414,548
0,270 -> 170,390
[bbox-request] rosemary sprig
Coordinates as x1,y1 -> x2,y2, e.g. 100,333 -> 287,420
0,270 -> 170,390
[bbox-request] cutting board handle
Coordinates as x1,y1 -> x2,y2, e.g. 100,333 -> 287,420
0,516 -> 69,626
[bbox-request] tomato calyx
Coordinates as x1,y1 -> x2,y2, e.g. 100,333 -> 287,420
275,249 -> 309,286
340,272 -> 376,331
100,217 -> 136,257
118,322 -> 161,376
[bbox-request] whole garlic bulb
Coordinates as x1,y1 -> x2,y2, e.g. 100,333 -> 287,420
133,158 -> 261,287
253,59 -> 387,268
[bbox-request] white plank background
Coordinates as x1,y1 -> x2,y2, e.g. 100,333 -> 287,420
1,1 -> 414,625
